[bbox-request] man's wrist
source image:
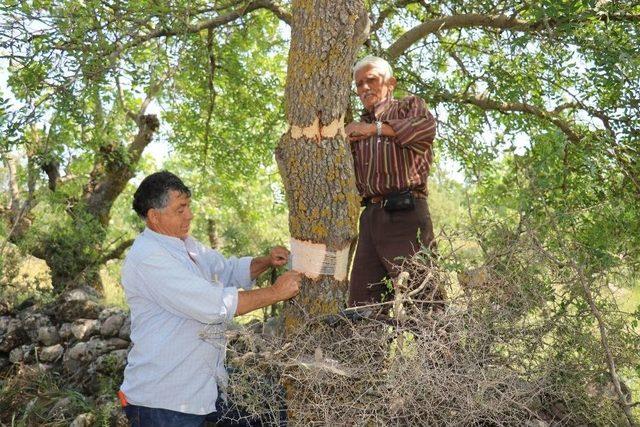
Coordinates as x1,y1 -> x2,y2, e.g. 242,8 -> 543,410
375,121 -> 382,137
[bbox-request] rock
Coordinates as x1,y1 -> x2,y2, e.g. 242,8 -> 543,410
63,342 -> 89,373
58,287 -> 101,321
0,317 -> 28,352
70,412 -> 95,427
62,286 -> 99,302
93,349 -> 128,374
59,322 -> 73,340
100,314 -> 125,337
58,299 -> 101,322
37,326 -> 60,346
99,307 -> 125,321
9,346 -> 24,364
85,338 -> 109,357
0,316 -> 10,334
66,342 -> 91,362
0,300 -> 11,315
118,316 -> 131,340
71,319 -> 100,340
21,313 -> 52,341
9,344 -> 34,364
49,396 -> 74,419
39,344 -> 64,362
0,355 -> 9,370
105,337 -> 130,350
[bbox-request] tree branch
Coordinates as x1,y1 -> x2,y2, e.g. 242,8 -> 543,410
99,237 -> 135,264
433,90 -> 581,143
371,0 -> 419,33
108,0 -> 291,66
386,12 -> 640,59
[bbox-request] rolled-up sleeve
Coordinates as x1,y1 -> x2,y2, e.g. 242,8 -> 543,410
384,96 -> 436,155
134,252 -> 238,324
218,255 -> 255,290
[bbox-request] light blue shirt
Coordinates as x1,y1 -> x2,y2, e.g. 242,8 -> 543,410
120,228 -> 254,414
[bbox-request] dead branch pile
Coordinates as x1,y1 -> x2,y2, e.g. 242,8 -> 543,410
223,229 -> 638,426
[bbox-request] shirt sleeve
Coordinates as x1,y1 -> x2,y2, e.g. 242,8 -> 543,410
133,252 -> 239,324
383,96 -> 436,155
216,254 -> 255,290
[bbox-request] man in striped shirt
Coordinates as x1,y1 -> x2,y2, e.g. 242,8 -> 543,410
345,55 -> 439,308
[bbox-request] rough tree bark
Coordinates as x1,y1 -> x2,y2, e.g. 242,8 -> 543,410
276,0 -> 369,332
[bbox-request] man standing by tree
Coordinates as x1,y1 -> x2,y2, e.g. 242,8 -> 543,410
118,171 -> 300,426
345,56 -> 439,308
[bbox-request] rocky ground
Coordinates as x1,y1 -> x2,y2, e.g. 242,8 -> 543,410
0,286 -> 130,426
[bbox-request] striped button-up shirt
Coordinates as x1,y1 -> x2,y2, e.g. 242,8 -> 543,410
120,228 -> 254,415
351,95 -> 436,198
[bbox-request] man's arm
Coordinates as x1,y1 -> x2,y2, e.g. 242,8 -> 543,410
383,96 -> 436,153
345,96 -> 435,153
345,121 -> 396,142
235,271 -> 300,316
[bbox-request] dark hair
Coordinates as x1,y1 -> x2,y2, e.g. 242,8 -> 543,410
132,171 -> 191,218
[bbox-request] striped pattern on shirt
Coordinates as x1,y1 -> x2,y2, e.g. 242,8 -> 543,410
351,95 -> 436,198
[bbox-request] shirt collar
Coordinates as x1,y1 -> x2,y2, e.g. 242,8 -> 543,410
143,227 -> 193,251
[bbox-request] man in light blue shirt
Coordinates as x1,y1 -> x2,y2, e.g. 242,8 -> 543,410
119,171 -> 300,426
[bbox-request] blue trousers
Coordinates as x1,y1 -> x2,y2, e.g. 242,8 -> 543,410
123,397 -> 263,427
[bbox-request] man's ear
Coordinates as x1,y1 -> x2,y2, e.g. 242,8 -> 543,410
387,76 -> 397,91
146,209 -> 159,226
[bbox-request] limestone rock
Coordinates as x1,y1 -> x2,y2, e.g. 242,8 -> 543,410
70,412 -> 95,427
93,349 -> 128,374
100,314 -> 125,337
9,346 -> 24,364
37,326 -> 60,346
9,344 -> 35,364
71,319 -> 100,340
39,344 -> 64,362
58,287 -> 101,321
66,342 -> 91,362
0,317 -> 28,352
105,337 -> 130,350
0,355 -> 9,370
59,322 -> 73,340
118,316 -> 131,340
21,313 -> 52,341
48,396 -> 74,419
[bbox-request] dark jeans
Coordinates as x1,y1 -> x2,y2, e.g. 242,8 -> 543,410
123,396 -> 263,427
348,198 -> 435,307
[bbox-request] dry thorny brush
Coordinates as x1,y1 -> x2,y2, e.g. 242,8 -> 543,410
223,227 -> 640,426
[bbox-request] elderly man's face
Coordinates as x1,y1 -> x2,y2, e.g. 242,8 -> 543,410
147,190 -> 193,240
354,65 -> 396,112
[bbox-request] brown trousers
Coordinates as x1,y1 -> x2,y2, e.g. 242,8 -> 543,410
348,198 -> 435,307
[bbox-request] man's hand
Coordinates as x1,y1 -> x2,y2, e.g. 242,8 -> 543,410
236,270 -> 301,316
345,121 -> 375,143
250,245 -> 290,279
272,270 -> 301,300
268,245 -> 289,268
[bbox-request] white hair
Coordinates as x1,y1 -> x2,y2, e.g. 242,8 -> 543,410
353,55 -> 394,81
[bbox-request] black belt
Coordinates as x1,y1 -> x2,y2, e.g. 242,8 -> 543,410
361,191 -> 425,207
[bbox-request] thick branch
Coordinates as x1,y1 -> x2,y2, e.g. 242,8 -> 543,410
82,114 -> 160,226
371,0 -> 418,33
433,90 -> 581,143
41,160 -> 60,191
99,238 -> 135,264
108,0 -> 291,65
387,12 -> 640,59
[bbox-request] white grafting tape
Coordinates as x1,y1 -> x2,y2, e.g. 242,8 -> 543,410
290,238 -> 350,280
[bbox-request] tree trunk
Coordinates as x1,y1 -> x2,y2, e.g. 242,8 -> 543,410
277,0 -> 368,331
276,0 -> 368,422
